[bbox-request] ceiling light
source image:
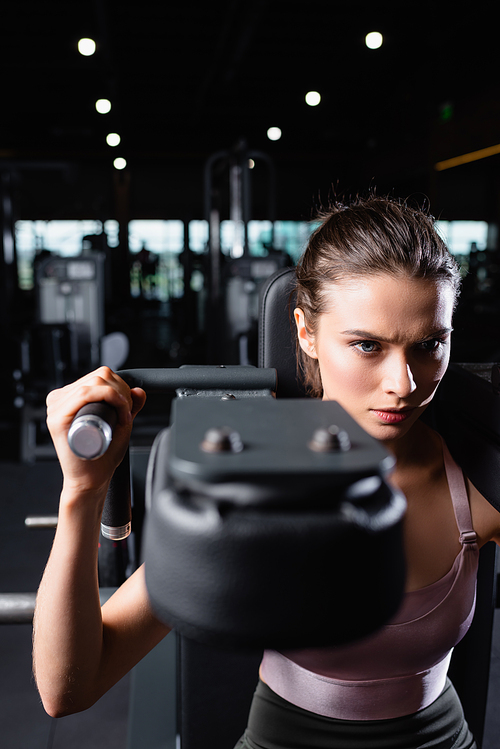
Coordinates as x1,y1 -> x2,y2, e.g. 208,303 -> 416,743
106,133 -> 121,147
267,127 -> 282,141
365,32 -> 383,49
95,99 -> 111,114
305,91 -> 321,107
78,38 -> 96,56
113,157 -> 127,170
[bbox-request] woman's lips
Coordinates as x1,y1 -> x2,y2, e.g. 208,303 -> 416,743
371,408 -> 415,424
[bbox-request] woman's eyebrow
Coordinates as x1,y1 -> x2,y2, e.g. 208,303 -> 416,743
340,327 -> 453,343
414,327 -> 454,343
340,329 -> 392,342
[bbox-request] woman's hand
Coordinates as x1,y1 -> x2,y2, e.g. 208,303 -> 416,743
46,366 -> 146,496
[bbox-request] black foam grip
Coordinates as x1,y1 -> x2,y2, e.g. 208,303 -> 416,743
74,401 -> 118,427
102,449 -> 132,529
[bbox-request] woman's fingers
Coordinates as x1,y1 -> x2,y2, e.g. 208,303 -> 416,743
130,387 -> 147,417
45,368 -> 146,493
47,368 -> 140,429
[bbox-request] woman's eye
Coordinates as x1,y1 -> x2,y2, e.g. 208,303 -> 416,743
419,339 -> 441,353
354,341 -> 378,353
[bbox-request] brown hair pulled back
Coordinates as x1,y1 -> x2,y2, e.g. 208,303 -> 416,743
295,195 -> 461,398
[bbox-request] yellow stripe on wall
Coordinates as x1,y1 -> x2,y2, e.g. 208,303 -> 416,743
435,143 -> 500,171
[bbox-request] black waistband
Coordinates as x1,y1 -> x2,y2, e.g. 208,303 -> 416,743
236,679 -> 476,749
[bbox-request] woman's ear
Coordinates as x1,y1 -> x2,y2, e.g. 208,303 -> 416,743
294,308 -> 318,359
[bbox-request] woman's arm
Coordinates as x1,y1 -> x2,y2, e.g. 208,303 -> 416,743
32,367 -> 170,718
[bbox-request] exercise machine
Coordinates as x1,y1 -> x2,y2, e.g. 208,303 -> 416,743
2,268 -> 499,748
68,268 -> 500,747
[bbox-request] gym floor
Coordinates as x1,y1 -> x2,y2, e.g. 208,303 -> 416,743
2,397 -> 500,748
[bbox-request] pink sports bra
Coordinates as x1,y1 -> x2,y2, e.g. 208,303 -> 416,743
260,441 -> 480,721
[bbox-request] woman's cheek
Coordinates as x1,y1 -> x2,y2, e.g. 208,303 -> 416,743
417,360 -> 449,405
320,354 -> 373,402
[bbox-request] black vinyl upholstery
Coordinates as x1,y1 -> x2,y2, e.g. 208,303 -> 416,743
258,267 -> 302,397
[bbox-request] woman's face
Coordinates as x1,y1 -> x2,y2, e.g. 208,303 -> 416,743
295,274 -> 455,444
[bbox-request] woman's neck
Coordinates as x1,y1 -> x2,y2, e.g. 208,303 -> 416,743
382,420 -> 444,500
382,419 -> 440,468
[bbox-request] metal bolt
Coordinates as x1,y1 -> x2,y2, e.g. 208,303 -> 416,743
200,426 -> 243,453
308,425 -> 351,453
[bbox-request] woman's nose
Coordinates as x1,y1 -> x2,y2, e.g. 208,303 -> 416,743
383,357 -> 417,399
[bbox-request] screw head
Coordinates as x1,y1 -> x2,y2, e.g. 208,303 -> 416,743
308,425 -> 351,453
200,426 -> 243,453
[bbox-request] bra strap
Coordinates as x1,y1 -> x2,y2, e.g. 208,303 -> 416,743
441,439 -> 477,545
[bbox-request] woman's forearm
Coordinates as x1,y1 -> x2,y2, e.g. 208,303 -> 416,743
32,368 -> 165,717
33,485 -> 108,717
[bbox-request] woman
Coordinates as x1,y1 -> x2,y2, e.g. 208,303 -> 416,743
33,196 -> 500,748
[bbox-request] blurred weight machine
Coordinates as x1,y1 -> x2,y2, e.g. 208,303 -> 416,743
15,251 -> 129,462
12,143 -> 292,459
202,141 -> 292,365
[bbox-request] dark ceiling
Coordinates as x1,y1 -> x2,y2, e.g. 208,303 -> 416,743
1,0 -> 500,220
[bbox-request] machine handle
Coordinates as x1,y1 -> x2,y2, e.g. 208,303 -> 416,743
67,402 -> 117,460
116,366 -> 277,392
67,401 -> 129,540
101,449 -> 132,541
67,366 -> 276,460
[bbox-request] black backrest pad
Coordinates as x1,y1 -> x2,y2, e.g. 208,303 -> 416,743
258,267 -> 304,397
